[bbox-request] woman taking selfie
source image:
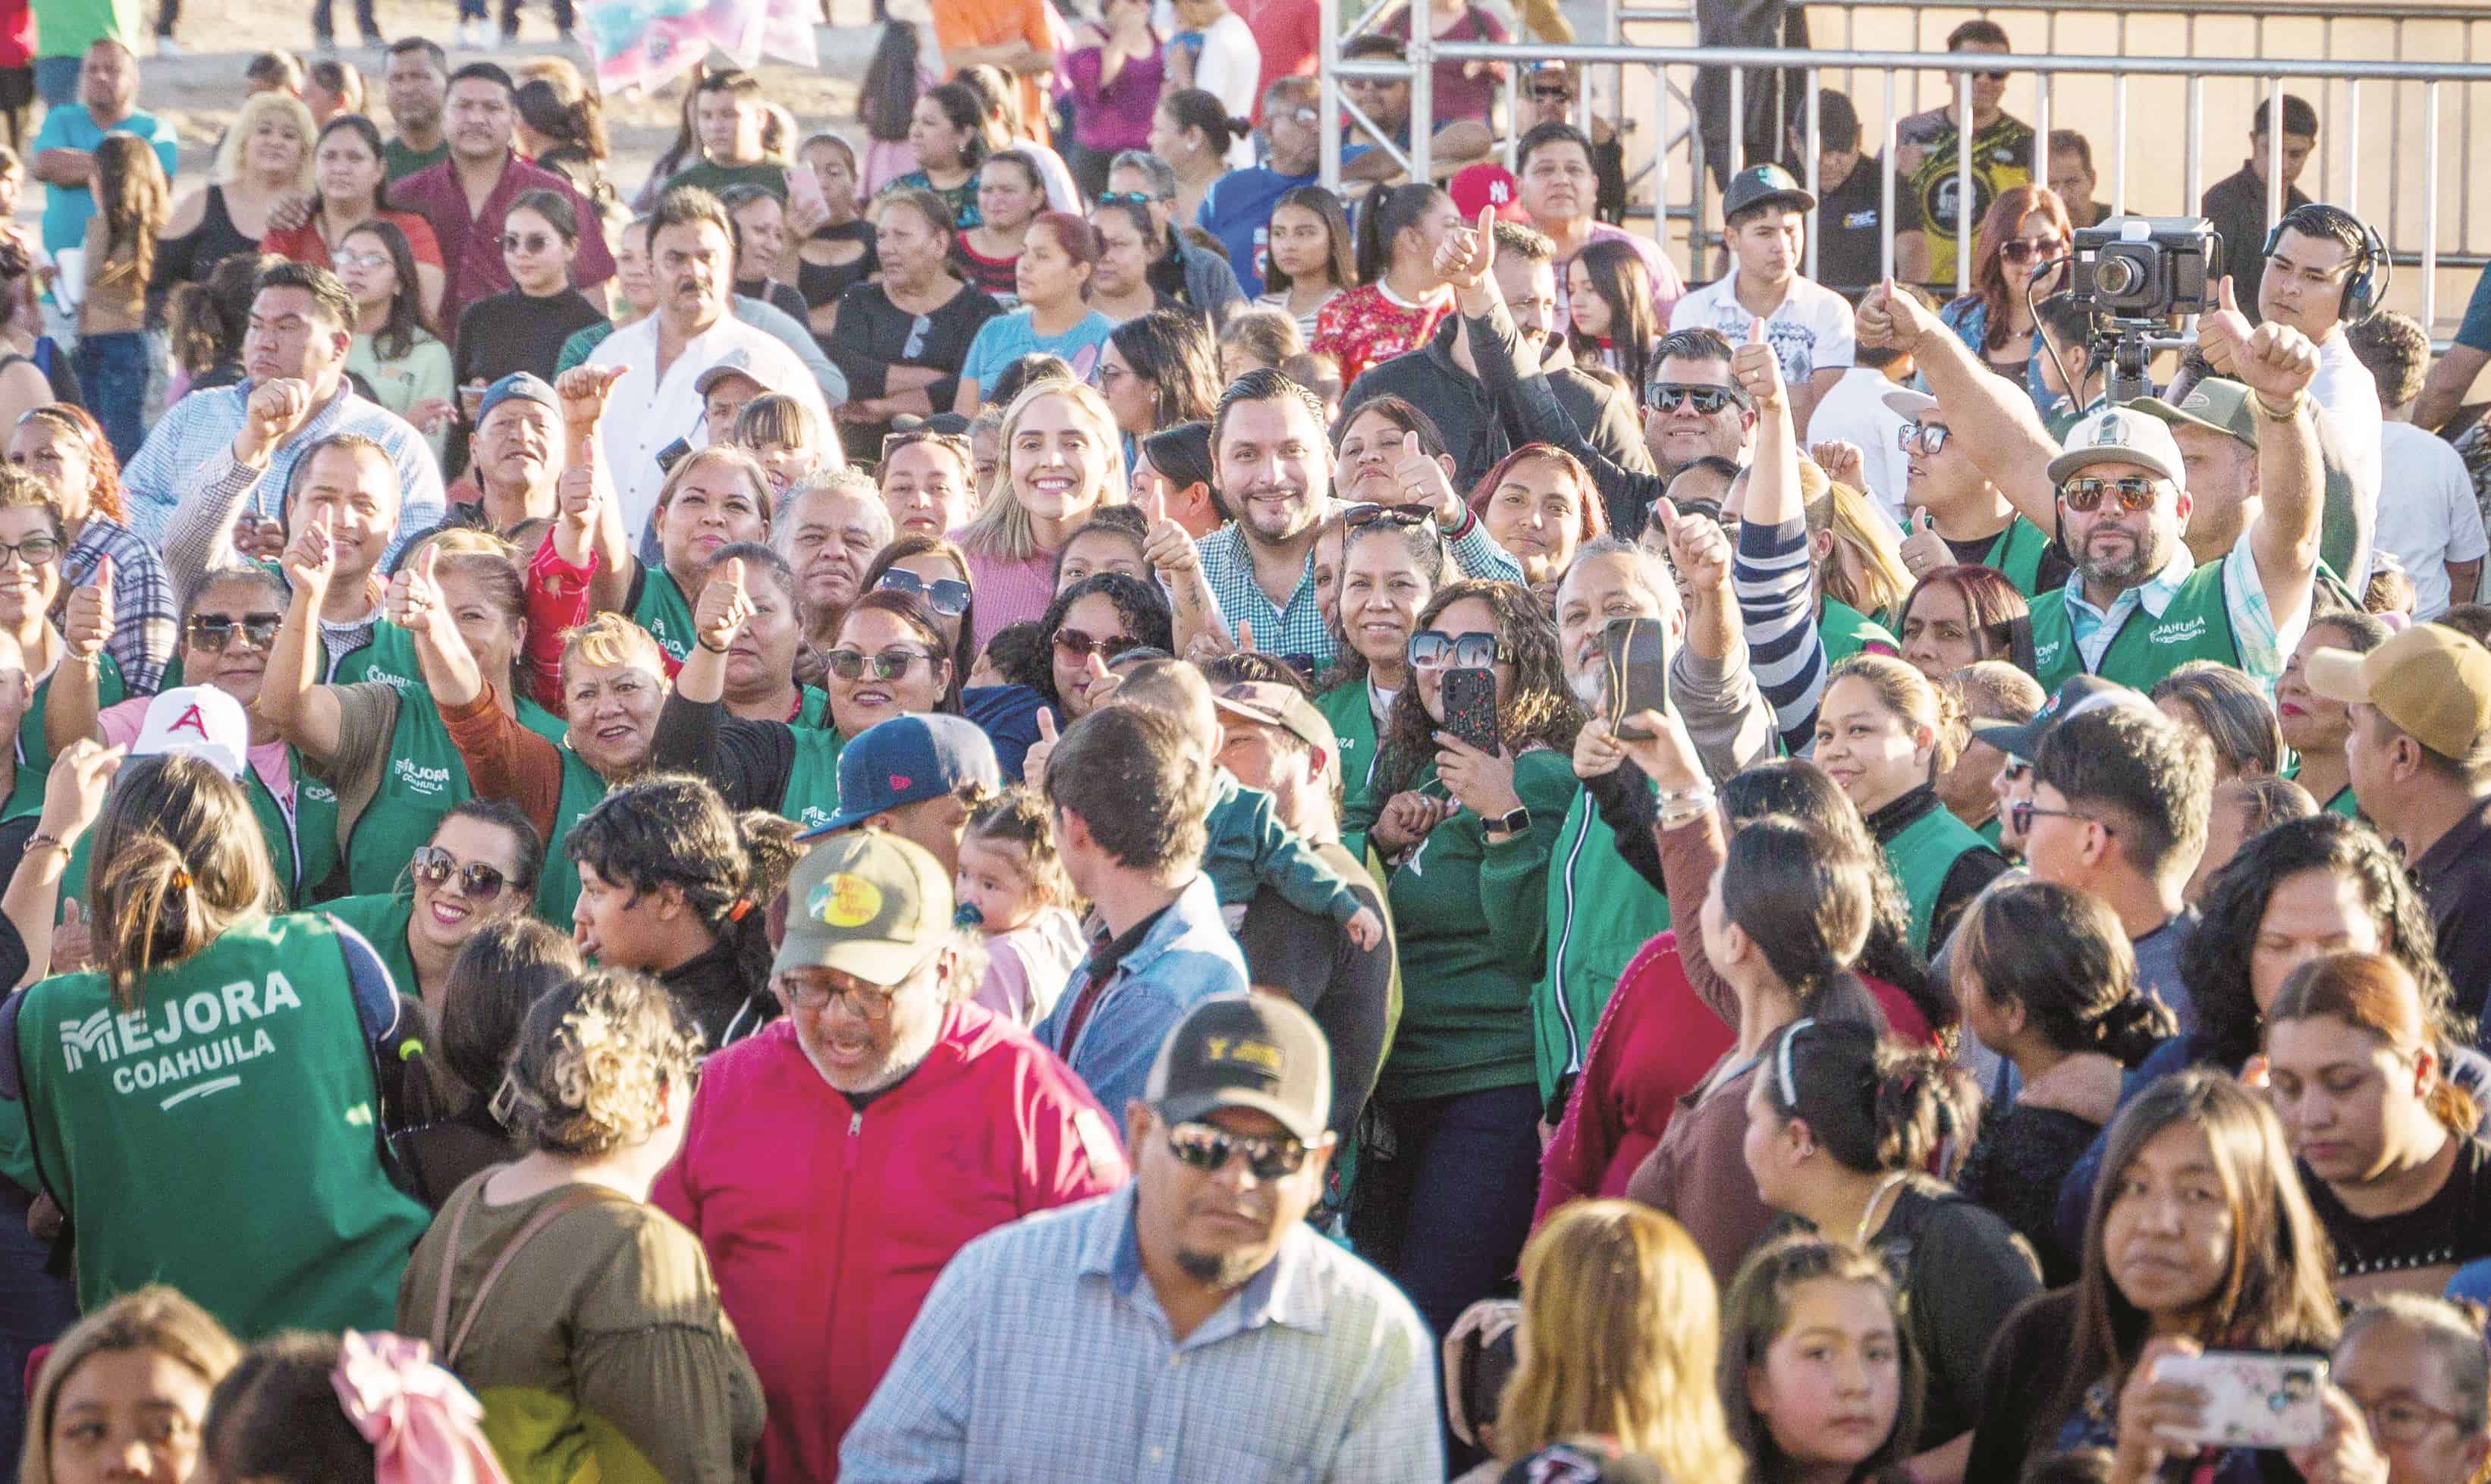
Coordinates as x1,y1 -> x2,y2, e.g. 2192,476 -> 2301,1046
793,133 -> 878,324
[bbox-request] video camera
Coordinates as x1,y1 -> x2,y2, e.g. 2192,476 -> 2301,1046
2062,215 -> 2226,403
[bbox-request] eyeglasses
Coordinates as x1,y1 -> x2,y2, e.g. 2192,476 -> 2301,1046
1776,1016 -> 1817,1106
1528,86 -> 1574,101
1999,235 -> 2065,265
1164,1119 -> 1312,1180
876,567 -> 972,616
1344,501 -> 1435,529
1648,382 -> 1749,416
1053,627 -> 1142,661
2059,475 -> 2167,513
1898,421 -> 1953,456
0,535 -> 61,567
500,231 -> 558,254
184,611 -> 282,652
2010,799 -> 2112,836
1407,629 -> 1500,669
334,248 -> 392,271
410,845 -> 509,898
2347,1391 -> 2471,1446
781,974 -> 902,1018
825,645 -> 934,681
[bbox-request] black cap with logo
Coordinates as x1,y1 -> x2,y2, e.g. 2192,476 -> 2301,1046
1145,993 -> 1333,1146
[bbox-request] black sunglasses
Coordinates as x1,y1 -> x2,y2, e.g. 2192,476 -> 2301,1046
877,567 -> 972,616
1054,627 -> 1142,661
1648,382 -> 1749,416
1164,1120 -> 1311,1181
1344,502 -> 1435,529
1898,421 -> 1953,456
1408,629 -> 1500,669
2011,799 -> 2112,837
411,845 -> 509,898
825,646 -> 934,681
186,611 -> 283,652
2059,475 -> 2166,513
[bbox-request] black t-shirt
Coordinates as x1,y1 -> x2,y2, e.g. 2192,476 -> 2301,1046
1811,152 -> 1892,298
821,280 -> 1004,462
2302,1134 -> 2491,1284
736,277 -> 811,328
453,287 -> 610,386
1873,1179 -> 2044,1449
1939,526 -> 2078,595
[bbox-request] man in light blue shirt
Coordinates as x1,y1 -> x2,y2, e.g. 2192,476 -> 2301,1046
843,992 -> 1443,1483
29,41 -> 177,259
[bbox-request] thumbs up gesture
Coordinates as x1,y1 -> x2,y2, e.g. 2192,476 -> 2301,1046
1855,278 -> 1933,356
694,555 -> 754,654
1659,497 -> 1731,595
555,363 -> 628,435
385,543 -> 448,636
1899,507 -> 1952,579
1434,203 -> 1500,296
1390,431 -> 1459,525
1025,707 -> 1060,792
64,554 -> 112,662
2194,274 -> 2256,378
1730,318 -> 1784,415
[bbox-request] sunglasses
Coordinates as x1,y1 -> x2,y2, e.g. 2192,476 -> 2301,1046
2059,475 -> 2166,513
1776,1016 -> 1817,1106
1098,189 -> 1159,207
1344,501 -> 1434,529
1164,1119 -> 1311,1181
1528,85 -> 1574,101
500,231 -> 559,254
1648,382 -> 1749,416
334,248 -> 393,271
411,844 -> 509,898
2010,799 -> 2110,836
1408,629 -> 1500,669
876,567 -> 972,616
825,645 -> 934,681
1054,627 -> 1142,661
1999,236 -> 2065,265
0,535 -> 60,567
901,313 -> 932,360
184,611 -> 283,652
1898,421 -> 1953,456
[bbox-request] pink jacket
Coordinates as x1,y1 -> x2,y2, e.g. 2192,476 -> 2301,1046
652,1002 -> 1129,1482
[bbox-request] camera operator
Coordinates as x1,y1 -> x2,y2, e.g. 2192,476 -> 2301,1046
1856,269 -> 2324,698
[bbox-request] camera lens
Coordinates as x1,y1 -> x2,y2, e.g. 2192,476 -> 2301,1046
2096,256 -> 2143,296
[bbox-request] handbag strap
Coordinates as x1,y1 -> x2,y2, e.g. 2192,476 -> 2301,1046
429,1178 -> 608,1366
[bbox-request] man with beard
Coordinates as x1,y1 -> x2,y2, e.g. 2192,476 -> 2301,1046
589,187 -> 828,545
395,61 -> 614,338
1858,271 -> 2326,695
655,829 -> 1127,1484
843,993 -> 1440,1482
1337,219 -> 1651,503
380,39 -> 448,180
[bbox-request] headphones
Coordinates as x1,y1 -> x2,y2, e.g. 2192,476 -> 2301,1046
2263,203 -> 2389,322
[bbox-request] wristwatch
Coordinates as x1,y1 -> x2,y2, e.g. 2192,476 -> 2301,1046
1483,805 -> 1530,839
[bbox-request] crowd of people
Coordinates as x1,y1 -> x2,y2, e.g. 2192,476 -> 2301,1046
0,5 -> 2487,1483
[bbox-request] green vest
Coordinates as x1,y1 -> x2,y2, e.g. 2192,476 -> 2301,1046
533,748 -> 613,929
321,893 -> 421,1006
794,686 -> 831,729
329,620 -> 422,687
1981,516 -> 2056,597
632,566 -> 698,666
1314,679 -> 1384,824
1977,815 -> 2005,850
60,750 -> 339,912
1534,783 -> 1670,1109
2326,785 -> 2361,820
1883,802 -> 1997,954
12,911 -> 429,1338
1819,597 -> 1899,667
2,653 -> 127,821
343,691 -> 567,897
781,728 -> 847,830
2027,561 -> 2242,694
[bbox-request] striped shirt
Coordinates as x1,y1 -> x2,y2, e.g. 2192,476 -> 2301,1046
1735,511 -> 1830,755
839,1186 -> 1443,1483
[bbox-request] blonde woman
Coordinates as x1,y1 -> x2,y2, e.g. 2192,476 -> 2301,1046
158,90 -> 316,288
1812,479 -> 1911,639
1462,1201 -> 1746,1483
955,379 -> 1128,647
20,1287 -> 241,1484
399,967 -> 766,1483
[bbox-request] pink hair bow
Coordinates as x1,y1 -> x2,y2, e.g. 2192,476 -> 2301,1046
330,1331 -> 513,1484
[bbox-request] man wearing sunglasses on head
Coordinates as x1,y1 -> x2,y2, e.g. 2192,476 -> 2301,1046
1856,268 -> 2325,698
843,992 -> 1440,1482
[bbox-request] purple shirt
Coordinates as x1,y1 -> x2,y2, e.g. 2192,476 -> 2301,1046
393,152 -> 617,345
1062,41 -> 1165,154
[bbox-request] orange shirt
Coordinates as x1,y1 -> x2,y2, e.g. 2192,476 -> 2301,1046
934,0 -> 1054,149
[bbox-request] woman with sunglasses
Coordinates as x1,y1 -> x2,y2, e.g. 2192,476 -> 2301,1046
823,190 -> 1002,466
451,188 -> 608,391
320,798 -> 543,1029
957,381 -> 1129,648
1315,508 -> 1453,827
336,219 -> 455,464
1936,186 -> 2075,420
8,402 -> 176,692
259,115 -> 445,325
1097,309 -> 1219,466
1340,579 -> 1582,1343
1014,570 -> 1172,725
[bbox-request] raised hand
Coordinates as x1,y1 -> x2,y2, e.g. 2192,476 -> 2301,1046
1730,318 -> 1784,416
1854,278 -> 1934,356
1023,707 -> 1060,792
1433,203 -> 1500,296
281,508 -> 336,597
235,377 -> 314,466
694,555 -> 755,653
63,554 -> 112,661
1809,438 -> 1865,490
2193,274 -> 2256,378
1391,431 -> 1460,523
1612,707 -> 1706,795
555,363 -> 629,434
2232,317 -> 2321,409
1433,728 -> 1522,820
1143,514 -> 1200,576
1899,507 -> 1952,580
39,737 -> 124,849
385,544 -> 449,636
50,896 -> 92,973
1572,713 -> 1626,779
1658,499 -> 1730,596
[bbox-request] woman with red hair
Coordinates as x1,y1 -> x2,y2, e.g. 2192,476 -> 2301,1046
1938,184 -> 2074,419
1467,442 -> 1608,593
1894,563 -> 2030,681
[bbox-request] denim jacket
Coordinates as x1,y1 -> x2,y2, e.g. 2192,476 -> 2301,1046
1035,875 -> 1249,1122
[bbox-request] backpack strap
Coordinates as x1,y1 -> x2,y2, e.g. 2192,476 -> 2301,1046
429,1180 -> 608,1366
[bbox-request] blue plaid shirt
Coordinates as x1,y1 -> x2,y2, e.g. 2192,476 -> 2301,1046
1195,515 -> 1525,667
839,1186 -> 1443,1483
119,381 -> 445,568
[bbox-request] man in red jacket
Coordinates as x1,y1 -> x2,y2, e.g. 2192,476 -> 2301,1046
652,827 -> 1129,1482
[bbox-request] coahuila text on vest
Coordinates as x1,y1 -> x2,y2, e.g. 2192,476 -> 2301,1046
58,971 -> 303,1107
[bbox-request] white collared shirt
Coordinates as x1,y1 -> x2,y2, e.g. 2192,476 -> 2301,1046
587,312 -> 830,540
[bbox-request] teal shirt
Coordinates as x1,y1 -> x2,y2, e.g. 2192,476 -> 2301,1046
1199,770 -> 1368,926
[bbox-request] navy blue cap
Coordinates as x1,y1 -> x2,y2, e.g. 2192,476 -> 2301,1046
801,714 -> 1001,839
1972,673 -> 2157,761
475,372 -> 558,429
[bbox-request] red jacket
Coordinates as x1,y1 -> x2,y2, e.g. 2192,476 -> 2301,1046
652,1002 -> 1128,1483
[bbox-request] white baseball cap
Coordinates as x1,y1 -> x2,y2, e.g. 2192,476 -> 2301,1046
2046,405 -> 2187,488
132,686 -> 250,780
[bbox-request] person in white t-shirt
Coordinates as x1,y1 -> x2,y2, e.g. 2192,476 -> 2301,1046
1161,0 -> 1260,168
1806,341 -> 1916,517
1670,163 -> 1856,435
2347,310 -> 2487,620
2241,202 -> 2385,587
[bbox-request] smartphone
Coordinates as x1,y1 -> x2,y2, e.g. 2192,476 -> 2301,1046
783,164 -> 828,221
655,436 -> 693,475
1441,667 -> 1501,756
2149,1351 -> 2329,1450
1603,616 -> 1671,741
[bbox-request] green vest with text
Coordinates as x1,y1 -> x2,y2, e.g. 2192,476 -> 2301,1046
1534,783 -> 1670,1111
534,748 -> 613,929
60,756 -> 339,913
631,568 -> 697,666
1884,804 -> 1995,954
781,729 -> 847,832
2026,562 -> 2241,694
1315,681 -> 1384,830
